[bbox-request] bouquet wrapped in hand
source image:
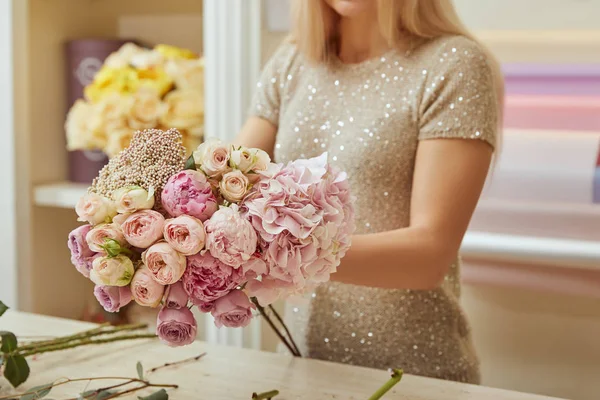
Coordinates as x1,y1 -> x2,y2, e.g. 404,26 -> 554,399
69,128 -> 355,350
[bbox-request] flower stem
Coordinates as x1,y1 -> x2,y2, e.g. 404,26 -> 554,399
367,369 -> 404,400
146,353 -> 207,374
268,304 -> 301,357
252,390 -> 279,399
17,334 -> 156,357
251,298 -> 299,357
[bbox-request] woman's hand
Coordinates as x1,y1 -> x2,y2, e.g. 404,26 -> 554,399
331,138 -> 493,290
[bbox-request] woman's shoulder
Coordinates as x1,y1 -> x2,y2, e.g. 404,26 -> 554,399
416,35 -> 489,60
263,40 -> 304,74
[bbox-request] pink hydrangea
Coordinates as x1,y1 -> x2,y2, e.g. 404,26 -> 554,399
161,170 -> 218,221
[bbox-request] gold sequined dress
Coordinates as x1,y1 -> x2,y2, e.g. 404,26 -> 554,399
250,35 -> 498,384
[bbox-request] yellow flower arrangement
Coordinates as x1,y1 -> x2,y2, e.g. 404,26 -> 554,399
67,43 -> 204,157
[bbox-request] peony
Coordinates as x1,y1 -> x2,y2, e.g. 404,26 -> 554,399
160,89 -> 204,138
113,186 -> 155,214
121,210 -> 165,248
130,266 -> 165,307
86,223 -> 126,252
76,193 -> 117,225
89,255 -> 134,287
161,170 -> 218,221
142,242 -> 187,285
127,88 -> 167,131
68,224 -> 97,278
182,253 -> 243,305
204,205 -> 257,268
219,170 -> 249,203
156,307 -> 197,347
211,290 -> 255,328
93,285 -> 132,313
165,281 -> 189,309
165,58 -> 204,93
193,139 -> 230,178
163,215 -> 206,256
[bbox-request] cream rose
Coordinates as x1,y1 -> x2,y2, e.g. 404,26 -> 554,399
76,193 -> 117,225
251,148 -> 271,172
89,255 -> 134,287
104,43 -> 147,69
142,242 -> 187,285
104,128 -> 134,158
65,100 -> 107,151
165,58 -> 204,93
121,210 -> 166,248
127,89 -> 167,130
229,148 -> 254,173
88,93 -> 133,135
130,49 -> 165,69
193,138 -> 230,178
163,215 -> 206,256
86,223 -> 126,252
219,170 -> 249,203
131,265 -> 166,307
113,186 -> 155,214
159,89 -> 204,138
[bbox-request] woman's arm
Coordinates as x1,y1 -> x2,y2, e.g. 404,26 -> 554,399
331,138 -> 493,290
234,117 -> 278,158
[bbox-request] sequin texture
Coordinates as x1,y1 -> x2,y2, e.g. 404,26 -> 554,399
249,36 -> 498,384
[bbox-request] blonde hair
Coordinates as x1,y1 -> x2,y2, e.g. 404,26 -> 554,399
290,0 -> 504,145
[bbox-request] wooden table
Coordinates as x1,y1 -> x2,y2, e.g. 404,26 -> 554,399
0,311 -> 562,399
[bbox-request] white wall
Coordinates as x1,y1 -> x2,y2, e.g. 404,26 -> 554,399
454,0 -> 600,30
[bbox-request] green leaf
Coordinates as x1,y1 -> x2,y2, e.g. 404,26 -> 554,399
79,390 -> 116,400
20,383 -> 53,400
138,389 -> 168,400
136,361 -> 144,380
0,301 -> 8,317
184,154 -> 195,170
0,331 -> 18,353
4,354 -> 30,388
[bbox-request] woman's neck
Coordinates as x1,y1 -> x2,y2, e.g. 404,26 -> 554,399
336,12 -> 390,64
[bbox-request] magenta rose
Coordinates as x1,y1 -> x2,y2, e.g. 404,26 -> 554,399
93,285 -> 133,313
204,205 -> 257,268
68,224 -> 97,278
163,215 -> 206,256
130,266 -> 165,307
211,290 -> 255,328
165,281 -> 189,309
161,170 -> 218,221
142,242 -> 187,285
182,253 -> 243,305
121,210 -> 165,248
156,307 -> 197,347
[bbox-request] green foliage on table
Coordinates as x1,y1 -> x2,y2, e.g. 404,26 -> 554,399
19,383 -> 53,400
138,389 -> 168,400
0,301 -> 8,317
1,303 -> 32,387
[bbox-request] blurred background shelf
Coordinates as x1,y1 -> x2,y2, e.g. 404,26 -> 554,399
34,182 -> 87,208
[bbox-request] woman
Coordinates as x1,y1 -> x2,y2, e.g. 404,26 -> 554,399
236,0 -> 503,384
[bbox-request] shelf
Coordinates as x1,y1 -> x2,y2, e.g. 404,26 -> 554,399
34,182 -> 87,209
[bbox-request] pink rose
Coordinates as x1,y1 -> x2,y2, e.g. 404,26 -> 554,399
156,307 -> 197,347
76,193 -> 117,225
130,266 -> 166,307
246,278 -> 291,306
161,170 -> 218,221
142,242 -> 187,285
193,138 -> 231,178
163,215 -> 205,256
204,205 -> 257,268
182,253 -> 243,305
121,210 -> 165,248
93,285 -> 133,313
219,170 -> 249,203
86,223 -> 127,252
211,290 -> 255,328
165,281 -> 189,309
68,225 -> 97,278
197,301 -> 215,313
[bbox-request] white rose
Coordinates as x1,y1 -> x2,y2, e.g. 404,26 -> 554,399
113,186 -> 155,214
76,193 -> 117,225
90,255 -> 135,287
230,148 -> 254,173
165,58 -> 204,93
127,88 -> 167,130
193,138 -> 231,178
159,89 -> 204,138
251,148 -> 271,172
219,170 -> 250,203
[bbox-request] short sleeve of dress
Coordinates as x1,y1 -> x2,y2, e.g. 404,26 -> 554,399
418,37 -> 499,149
248,43 -> 297,126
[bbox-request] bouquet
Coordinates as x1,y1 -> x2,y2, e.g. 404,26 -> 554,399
65,43 -> 205,158
68,128 -> 355,352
